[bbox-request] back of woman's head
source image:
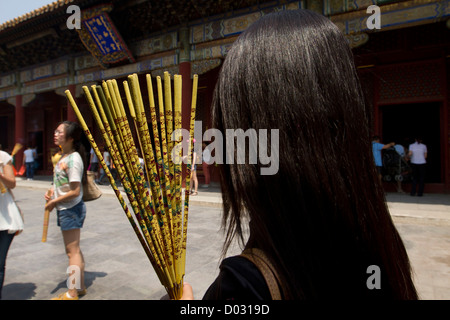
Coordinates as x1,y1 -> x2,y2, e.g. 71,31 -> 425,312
212,9 -> 417,299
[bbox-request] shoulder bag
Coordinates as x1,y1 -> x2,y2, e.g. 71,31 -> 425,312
82,170 -> 102,201
240,248 -> 285,300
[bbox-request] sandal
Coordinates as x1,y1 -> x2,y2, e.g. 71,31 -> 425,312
77,289 -> 87,297
51,291 -> 79,300
191,191 -> 198,196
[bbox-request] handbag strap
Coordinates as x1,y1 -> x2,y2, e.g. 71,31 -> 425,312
240,248 -> 283,300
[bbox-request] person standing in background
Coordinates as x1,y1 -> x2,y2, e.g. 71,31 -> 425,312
89,147 -> 99,181
97,147 -> 110,185
372,136 -> 395,181
23,145 -> 36,180
201,142 -> 211,188
408,137 -> 427,197
394,143 -> 406,193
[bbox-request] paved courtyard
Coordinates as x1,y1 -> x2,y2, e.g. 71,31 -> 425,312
2,177 -> 449,300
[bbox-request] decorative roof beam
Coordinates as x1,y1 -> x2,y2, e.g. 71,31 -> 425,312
331,0 -> 450,35
6,28 -> 59,49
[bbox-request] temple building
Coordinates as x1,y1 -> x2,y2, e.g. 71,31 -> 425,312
0,0 -> 449,192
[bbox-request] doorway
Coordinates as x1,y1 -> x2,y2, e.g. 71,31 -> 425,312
381,102 -> 441,183
0,116 -> 7,150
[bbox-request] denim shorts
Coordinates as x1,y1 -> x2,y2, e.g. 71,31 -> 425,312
57,201 -> 86,231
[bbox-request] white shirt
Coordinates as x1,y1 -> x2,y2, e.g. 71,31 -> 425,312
24,148 -> 35,163
90,148 -> 98,163
103,151 -> 110,166
53,152 -> 84,210
0,151 -> 24,233
0,150 -> 12,168
409,142 -> 427,164
203,148 -> 211,164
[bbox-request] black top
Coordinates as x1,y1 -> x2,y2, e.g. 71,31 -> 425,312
202,255 -> 272,300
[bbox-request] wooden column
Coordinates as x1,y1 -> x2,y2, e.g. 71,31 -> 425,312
179,27 -> 192,133
67,59 -> 77,122
179,27 -> 192,186
14,95 -> 25,169
67,84 -> 77,122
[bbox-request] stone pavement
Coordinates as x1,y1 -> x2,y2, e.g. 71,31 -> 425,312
385,192 -> 450,300
1,176 -> 449,300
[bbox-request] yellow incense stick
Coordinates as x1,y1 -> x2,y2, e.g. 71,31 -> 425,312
110,79 -> 175,292
181,74 -> 199,288
128,74 -> 178,288
86,85 -> 171,289
65,72 -> 198,300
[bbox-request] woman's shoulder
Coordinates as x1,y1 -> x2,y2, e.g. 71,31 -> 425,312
202,255 -> 271,300
0,150 -> 12,164
69,151 -> 84,162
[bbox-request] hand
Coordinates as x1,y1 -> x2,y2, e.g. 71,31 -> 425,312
180,282 -> 194,300
44,189 -> 54,201
45,199 -> 56,212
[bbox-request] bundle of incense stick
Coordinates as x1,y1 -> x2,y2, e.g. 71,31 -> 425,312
65,72 -> 198,300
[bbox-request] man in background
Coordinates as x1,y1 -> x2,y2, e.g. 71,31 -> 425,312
408,137 -> 427,196
372,136 -> 395,181
23,145 -> 36,180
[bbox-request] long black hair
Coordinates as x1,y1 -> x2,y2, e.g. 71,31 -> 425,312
212,9 -> 418,299
61,121 -> 88,184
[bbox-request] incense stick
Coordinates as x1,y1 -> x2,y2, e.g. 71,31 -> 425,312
65,72 -> 197,300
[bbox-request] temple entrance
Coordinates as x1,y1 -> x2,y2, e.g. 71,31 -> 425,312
0,116 -> 8,150
381,102 -> 442,183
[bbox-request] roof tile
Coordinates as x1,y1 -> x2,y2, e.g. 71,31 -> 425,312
0,0 -> 75,31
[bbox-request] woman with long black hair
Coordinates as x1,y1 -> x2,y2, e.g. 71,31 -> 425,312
45,121 -> 88,300
182,9 -> 418,300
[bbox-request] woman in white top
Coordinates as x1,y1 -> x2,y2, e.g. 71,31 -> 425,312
0,149 -> 21,299
408,137 -> 427,196
44,121 -> 88,300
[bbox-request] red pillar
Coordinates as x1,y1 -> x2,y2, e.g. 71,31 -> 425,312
14,95 -> 25,170
179,61 -> 192,187
67,84 -> 77,122
179,62 -> 192,133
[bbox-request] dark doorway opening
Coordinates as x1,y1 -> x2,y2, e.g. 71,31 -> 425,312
381,102 -> 441,183
0,116 -> 7,150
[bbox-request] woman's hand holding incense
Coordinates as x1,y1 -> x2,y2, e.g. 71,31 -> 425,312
44,188 -> 54,201
44,188 -> 55,211
44,199 -> 56,212
180,282 -> 194,300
